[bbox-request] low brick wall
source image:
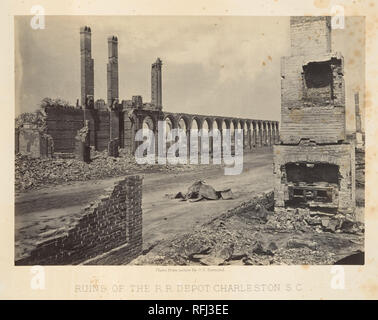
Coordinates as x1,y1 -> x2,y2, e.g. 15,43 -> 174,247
15,175 -> 143,265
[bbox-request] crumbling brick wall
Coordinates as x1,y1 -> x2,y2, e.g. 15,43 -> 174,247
280,53 -> 345,144
75,121 -> 90,162
280,17 -> 345,145
44,106 -> 113,153
274,16 -> 355,217
15,175 -> 143,265
45,106 -> 84,153
95,110 -> 110,151
18,125 -> 53,158
290,16 -> 332,56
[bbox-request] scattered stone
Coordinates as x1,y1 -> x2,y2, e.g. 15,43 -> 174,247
199,256 -> 225,266
191,254 -> 209,261
251,240 -> 274,256
325,219 -> 339,232
219,189 -> 234,200
242,256 -> 254,265
229,252 -> 248,261
286,238 -> 317,251
268,241 -> 278,252
211,244 -> 234,260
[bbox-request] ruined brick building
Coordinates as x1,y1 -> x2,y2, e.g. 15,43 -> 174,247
16,26 -> 279,158
273,17 -> 356,216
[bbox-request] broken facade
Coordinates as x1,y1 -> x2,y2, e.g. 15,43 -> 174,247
17,26 -> 279,159
16,123 -> 53,158
274,17 -> 356,216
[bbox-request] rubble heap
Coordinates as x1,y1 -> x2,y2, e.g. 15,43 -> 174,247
131,192 -> 364,266
15,150 -> 222,192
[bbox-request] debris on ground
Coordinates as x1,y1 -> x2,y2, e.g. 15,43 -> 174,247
15,151 -> 222,192
131,191 -> 364,266
171,180 -> 234,201
267,207 -> 364,234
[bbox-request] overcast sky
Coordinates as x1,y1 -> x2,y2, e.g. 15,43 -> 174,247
15,16 -> 364,130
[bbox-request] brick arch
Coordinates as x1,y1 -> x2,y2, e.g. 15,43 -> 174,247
191,116 -> 203,130
263,121 -> 269,146
214,118 -> 223,130
229,121 -> 235,131
250,121 -> 257,147
267,121 -> 273,146
163,117 -> 174,135
223,119 -> 231,129
141,115 -> 156,131
203,117 -> 213,130
177,115 -> 190,130
163,113 -> 177,129
257,121 -> 263,147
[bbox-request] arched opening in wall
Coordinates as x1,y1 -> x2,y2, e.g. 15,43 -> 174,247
164,116 -> 174,152
142,116 -> 155,156
245,122 -> 251,148
142,116 -> 155,133
191,118 -> 201,159
178,118 -> 187,131
257,122 -> 262,147
177,117 -> 189,158
239,121 -> 246,149
262,123 -> 266,146
202,119 -> 211,156
213,120 -> 220,138
221,120 -> 229,141
270,123 -> 274,145
212,120 -> 221,157
221,120 -> 230,156
251,122 -> 256,147
230,121 -> 236,153
203,119 -> 210,132
266,123 -> 271,146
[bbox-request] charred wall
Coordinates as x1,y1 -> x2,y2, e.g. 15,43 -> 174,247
274,16 -> 355,217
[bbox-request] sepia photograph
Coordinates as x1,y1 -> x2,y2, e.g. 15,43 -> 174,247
13,15 -> 365,267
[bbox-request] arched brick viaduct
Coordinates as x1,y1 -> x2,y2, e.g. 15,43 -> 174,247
80,26 -> 279,156
129,109 -> 279,153
36,26 -> 279,158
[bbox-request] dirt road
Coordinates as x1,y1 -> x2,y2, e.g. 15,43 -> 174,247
15,148 -> 274,255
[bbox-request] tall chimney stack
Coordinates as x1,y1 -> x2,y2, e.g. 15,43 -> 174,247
107,36 -> 119,108
151,58 -> 162,109
80,26 -> 94,108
